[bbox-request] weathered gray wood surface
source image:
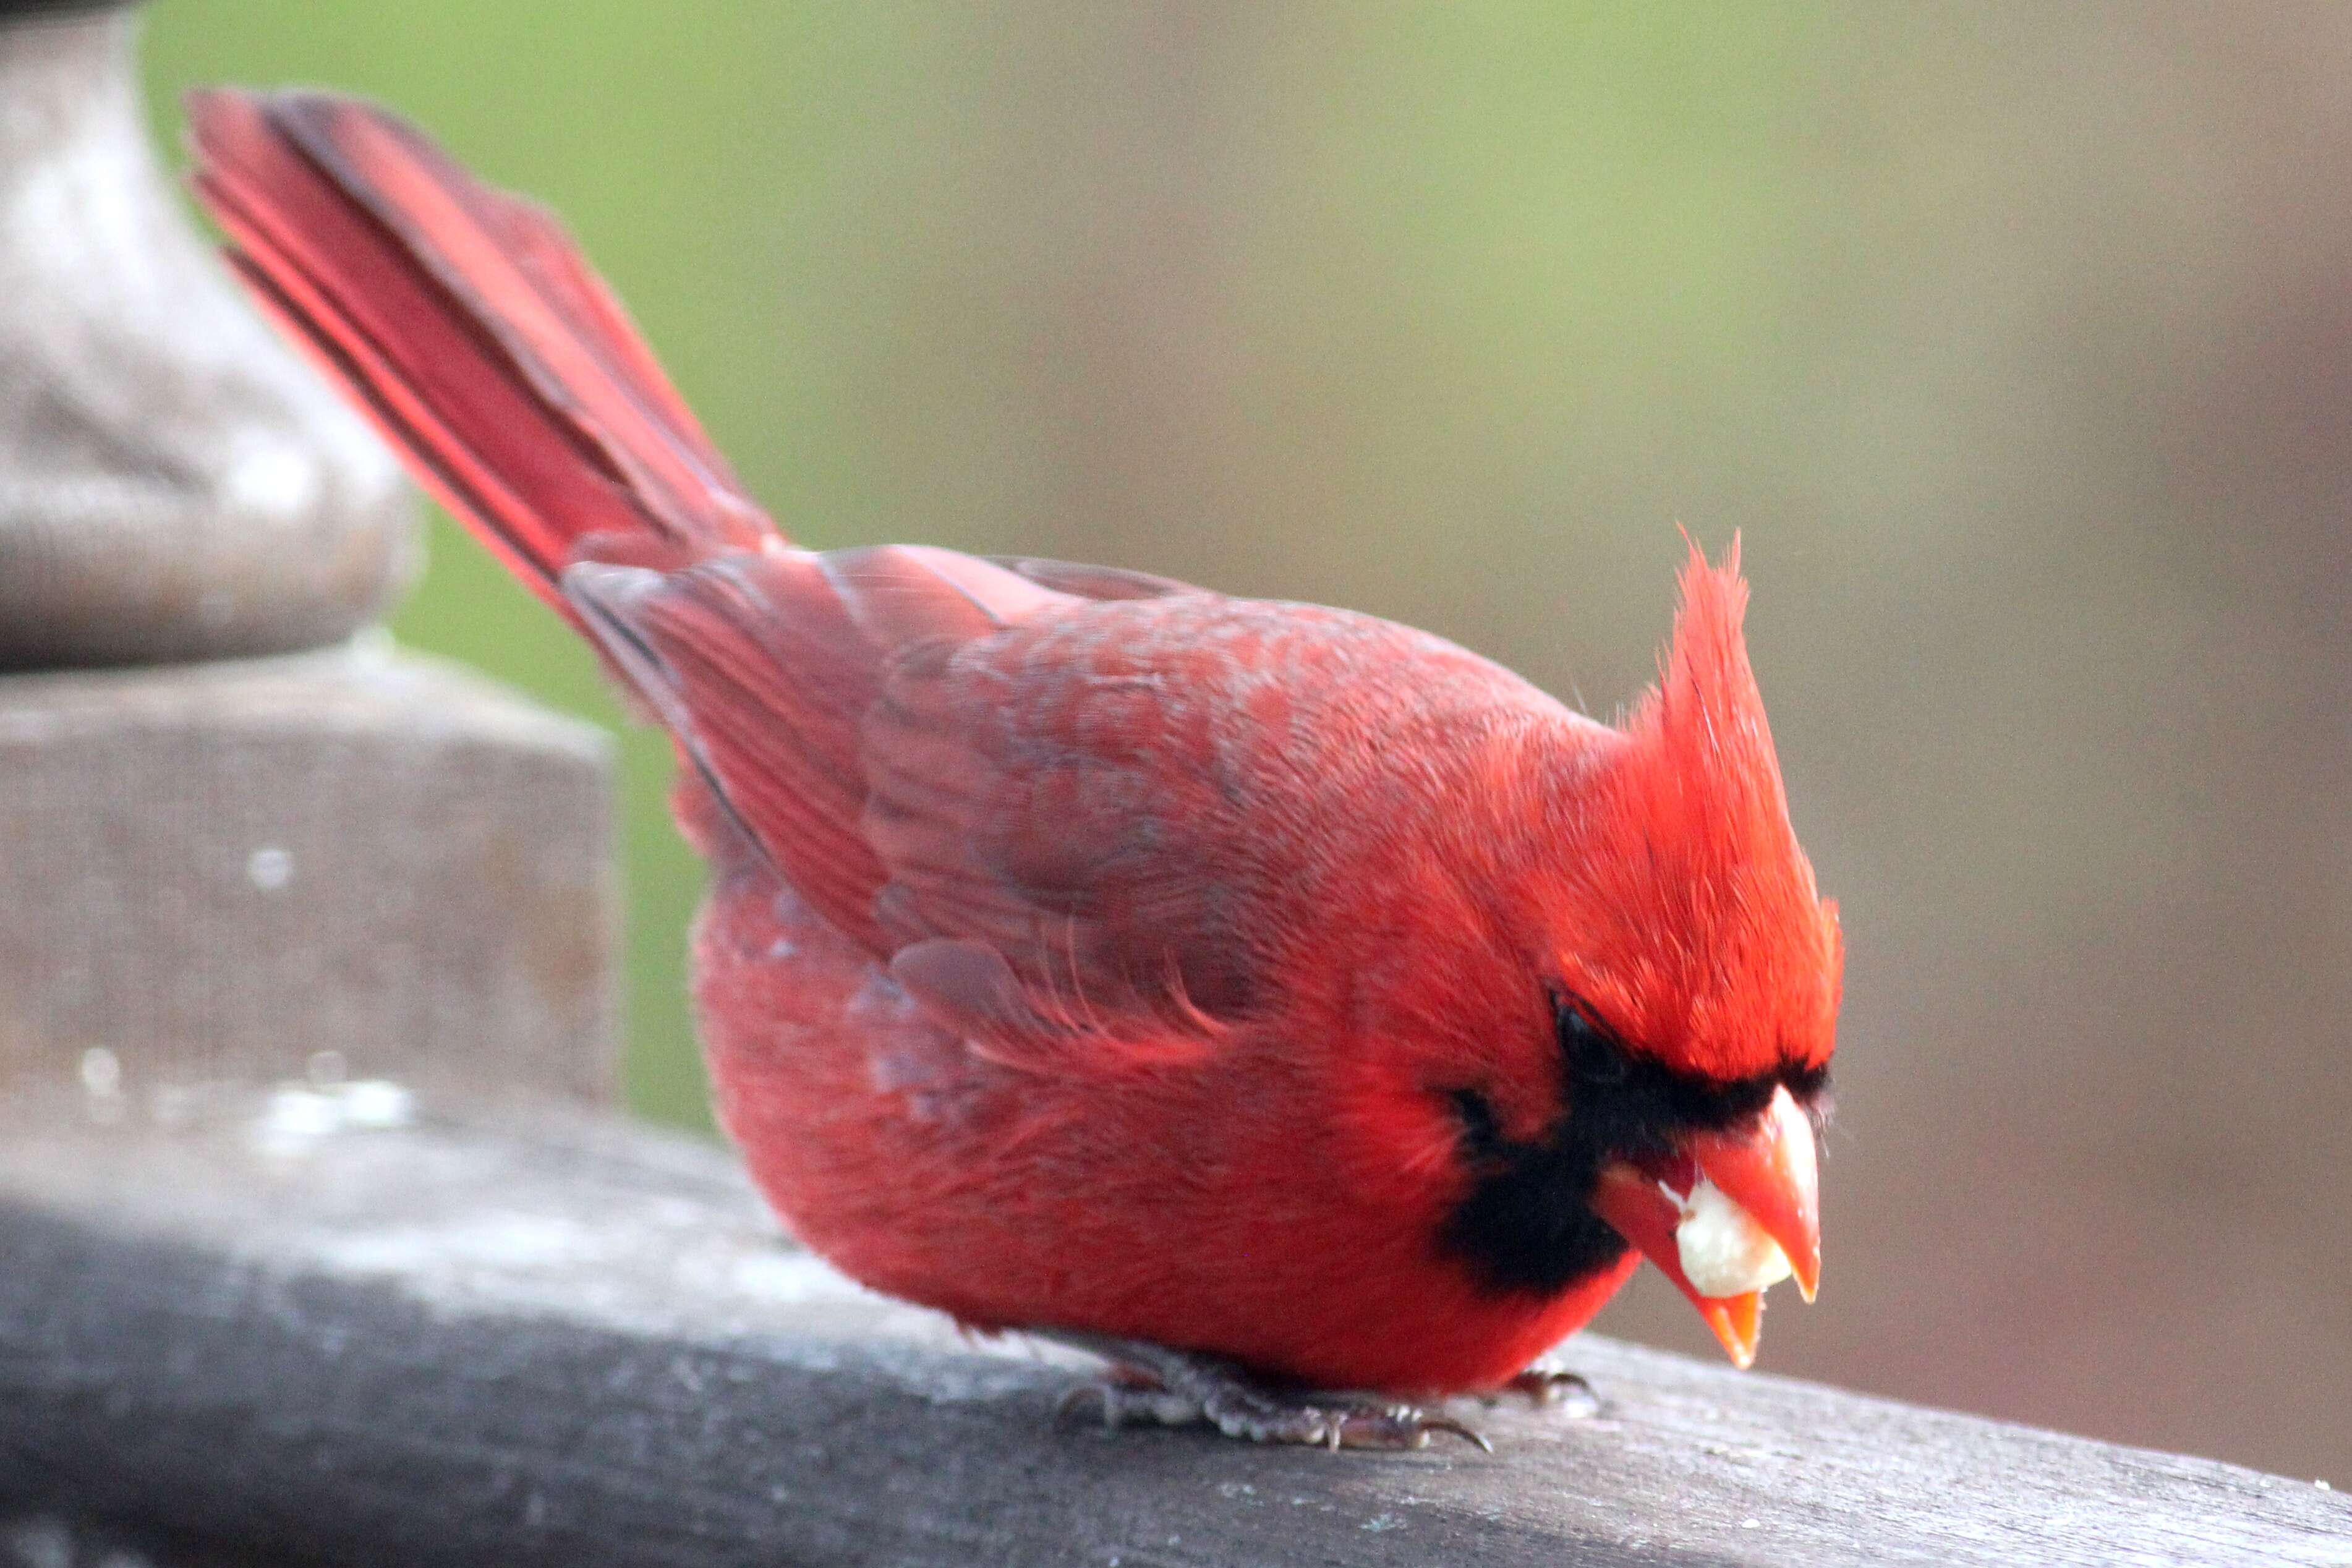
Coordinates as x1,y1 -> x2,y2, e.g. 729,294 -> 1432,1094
0,1102 -> 2340,1567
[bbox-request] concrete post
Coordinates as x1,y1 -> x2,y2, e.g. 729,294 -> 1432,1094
0,3 -> 619,1108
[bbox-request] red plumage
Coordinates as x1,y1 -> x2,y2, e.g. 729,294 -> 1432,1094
187,89 -> 1842,1429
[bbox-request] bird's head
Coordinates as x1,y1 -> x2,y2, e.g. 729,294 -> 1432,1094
1417,539 -> 1841,1368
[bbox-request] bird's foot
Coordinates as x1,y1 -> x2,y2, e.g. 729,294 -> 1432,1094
1041,1332 -> 1491,1452
1490,1358 -> 1601,1417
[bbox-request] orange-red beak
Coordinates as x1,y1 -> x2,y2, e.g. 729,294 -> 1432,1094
1588,1084 -> 1821,1368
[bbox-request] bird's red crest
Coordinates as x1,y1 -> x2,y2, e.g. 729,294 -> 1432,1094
1568,539 -> 1842,1080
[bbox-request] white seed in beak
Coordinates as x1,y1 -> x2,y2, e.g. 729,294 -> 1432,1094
1669,1173 -> 1795,1298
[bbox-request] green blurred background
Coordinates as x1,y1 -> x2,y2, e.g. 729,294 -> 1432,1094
138,3 -> 2352,1479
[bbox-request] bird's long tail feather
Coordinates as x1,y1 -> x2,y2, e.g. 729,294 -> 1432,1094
185,89 -> 775,621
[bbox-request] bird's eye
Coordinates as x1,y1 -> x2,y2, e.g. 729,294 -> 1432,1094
1551,990 -> 1629,1084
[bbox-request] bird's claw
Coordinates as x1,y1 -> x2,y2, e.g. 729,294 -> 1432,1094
1202,1386 -> 1492,1452
1062,1376 -> 1490,1451
1494,1363 -> 1601,1417
1044,1333 -> 1492,1452
1057,1378 -> 1201,1433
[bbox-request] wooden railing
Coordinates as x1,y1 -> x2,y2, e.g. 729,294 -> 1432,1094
1,1099 -> 2344,1568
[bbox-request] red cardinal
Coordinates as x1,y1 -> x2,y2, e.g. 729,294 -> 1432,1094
187,90 -> 1841,1449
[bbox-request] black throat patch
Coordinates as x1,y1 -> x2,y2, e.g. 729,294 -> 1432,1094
1436,994 -> 1827,1297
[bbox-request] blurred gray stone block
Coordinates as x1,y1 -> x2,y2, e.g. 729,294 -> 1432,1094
0,646 -> 618,1106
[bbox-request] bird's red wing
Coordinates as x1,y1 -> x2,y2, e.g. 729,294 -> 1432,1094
859,624 -> 1272,1072
857,592 -> 1576,1075
568,542 -> 1069,953
568,546 -> 1265,1074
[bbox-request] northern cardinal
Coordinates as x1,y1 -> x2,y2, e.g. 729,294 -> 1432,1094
187,89 -> 1841,1450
